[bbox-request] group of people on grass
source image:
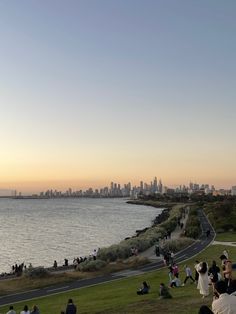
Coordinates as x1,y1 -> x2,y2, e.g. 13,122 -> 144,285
5,299 -> 77,314
6,304 -> 40,314
136,281 -> 172,299
136,248 -> 236,313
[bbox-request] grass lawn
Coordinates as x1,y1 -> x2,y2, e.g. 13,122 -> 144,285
0,242 -> 236,314
215,232 -> 236,242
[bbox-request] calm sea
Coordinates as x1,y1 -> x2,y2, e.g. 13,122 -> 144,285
0,198 -> 162,273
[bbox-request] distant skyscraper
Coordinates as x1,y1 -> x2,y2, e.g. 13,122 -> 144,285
140,181 -> 143,191
232,186 -> 236,196
158,179 -> 163,194
153,177 -> 158,192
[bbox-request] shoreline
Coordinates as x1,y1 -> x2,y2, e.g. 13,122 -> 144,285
0,199 -> 163,277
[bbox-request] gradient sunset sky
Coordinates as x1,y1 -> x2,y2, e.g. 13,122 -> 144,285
0,1 -> 235,193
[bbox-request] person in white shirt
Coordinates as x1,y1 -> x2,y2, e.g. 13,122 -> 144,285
195,261 -> 209,298
6,305 -> 16,314
20,305 -> 30,314
212,280 -> 236,314
182,265 -> 195,285
223,249 -> 229,260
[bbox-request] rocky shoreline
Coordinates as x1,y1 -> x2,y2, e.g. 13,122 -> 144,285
126,200 -> 171,236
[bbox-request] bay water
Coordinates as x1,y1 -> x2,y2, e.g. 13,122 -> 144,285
0,198 -> 162,273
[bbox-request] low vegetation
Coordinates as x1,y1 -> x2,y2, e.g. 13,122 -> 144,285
24,266 -> 50,279
184,207 -> 201,239
162,237 -> 194,253
98,203 -> 186,262
77,259 -> 107,272
204,200 -> 236,232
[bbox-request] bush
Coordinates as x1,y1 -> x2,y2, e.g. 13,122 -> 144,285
162,237 -> 194,253
123,256 -> 150,268
204,200 -> 236,232
185,226 -> 200,239
98,205 -> 185,262
184,207 -> 201,239
24,266 -> 50,278
77,259 -> 107,272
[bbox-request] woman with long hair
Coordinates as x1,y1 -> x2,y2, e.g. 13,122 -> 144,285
195,261 -> 209,298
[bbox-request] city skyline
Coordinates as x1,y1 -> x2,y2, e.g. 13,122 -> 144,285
1,1 -> 236,193
1,177 -> 234,197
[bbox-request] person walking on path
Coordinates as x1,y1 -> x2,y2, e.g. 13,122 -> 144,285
182,265 -> 195,286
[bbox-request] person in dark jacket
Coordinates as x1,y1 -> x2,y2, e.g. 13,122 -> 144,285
209,260 -> 220,284
66,299 -> 77,314
137,281 -> 150,295
159,283 -> 172,299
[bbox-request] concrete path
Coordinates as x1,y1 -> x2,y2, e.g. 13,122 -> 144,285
140,211 -> 189,261
212,241 -> 236,247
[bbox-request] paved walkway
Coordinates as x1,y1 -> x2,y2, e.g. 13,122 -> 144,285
140,211 -> 189,261
212,241 -> 236,247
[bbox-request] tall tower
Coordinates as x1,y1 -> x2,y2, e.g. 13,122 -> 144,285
158,179 -> 163,194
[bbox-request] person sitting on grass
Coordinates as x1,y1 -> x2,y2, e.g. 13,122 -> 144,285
20,305 -> 30,314
159,283 -> 172,299
65,298 -> 77,314
170,275 -> 181,288
137,281 -> 150,295
6,305 -> 16,314
30,305 -> 40,314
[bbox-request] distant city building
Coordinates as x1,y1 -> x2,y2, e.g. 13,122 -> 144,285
231,186 -> 236,196
11,177 -> 233,199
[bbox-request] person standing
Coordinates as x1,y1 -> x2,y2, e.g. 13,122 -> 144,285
220,254 -> 233,290
172,263 -> 179,278
196,262 -> 209,298
209,260 -> 220,285
194,260 -> 200,283
182,265 -> 195,286
223,249 -> 229,259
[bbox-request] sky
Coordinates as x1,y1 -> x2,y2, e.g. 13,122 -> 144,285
0,0 -> 236,193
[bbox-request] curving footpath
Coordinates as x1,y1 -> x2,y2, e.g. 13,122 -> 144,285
0,209 -> 215,307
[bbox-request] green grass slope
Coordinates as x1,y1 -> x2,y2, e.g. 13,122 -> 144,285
1,242 -> 235,314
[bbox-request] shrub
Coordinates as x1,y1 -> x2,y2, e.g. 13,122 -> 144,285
162,237 -> 194,253
185,226 -> 200,239
98,204 -> 185,262
184,207 -> 201,239
123,256 -> 150,268
24,266 -> 50,278
78,259 -> 107,272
